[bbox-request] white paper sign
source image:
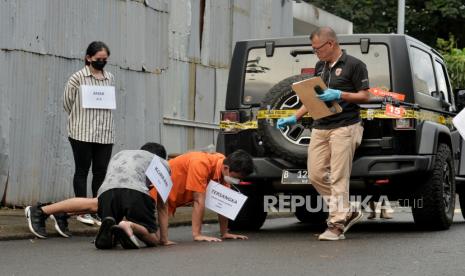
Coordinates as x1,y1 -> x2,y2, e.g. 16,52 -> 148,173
453,108 -> 465,140
205,180 -> 248,220
145,155 -> 173,203
80,85 -> 116,109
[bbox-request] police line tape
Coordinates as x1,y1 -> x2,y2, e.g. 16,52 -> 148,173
219,120 -> 258,130
360,109 -> 452,125
219,108 -> 453,130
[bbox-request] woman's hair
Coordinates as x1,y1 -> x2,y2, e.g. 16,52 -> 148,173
84,41 -> 110,65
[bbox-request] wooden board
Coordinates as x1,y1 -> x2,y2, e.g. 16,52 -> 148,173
292,77 -> 342,120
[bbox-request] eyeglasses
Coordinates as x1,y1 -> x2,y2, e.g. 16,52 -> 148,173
312,41 -> 330,52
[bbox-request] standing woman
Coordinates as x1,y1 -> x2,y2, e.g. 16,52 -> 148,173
63,41 -> 115,225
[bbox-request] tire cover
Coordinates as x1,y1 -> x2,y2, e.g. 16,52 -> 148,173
258,74 -> 313,164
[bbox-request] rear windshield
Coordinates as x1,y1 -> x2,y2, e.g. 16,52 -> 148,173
243,44 -> 391,105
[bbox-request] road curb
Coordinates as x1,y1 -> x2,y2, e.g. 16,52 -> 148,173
0,213 -> 293,241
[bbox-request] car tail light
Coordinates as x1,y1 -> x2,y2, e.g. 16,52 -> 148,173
375,179 -> 390,185
301,68 -> 315,75
239,181 -> 252,185
220,111 -> 241,133
221,111 -> 239,122
394,118 -> 413,130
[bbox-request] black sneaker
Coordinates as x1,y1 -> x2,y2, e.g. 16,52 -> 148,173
50,213 -> 71,238
343,211 -> 363,234
25,204 -> 48,239
95,217 -> 116,249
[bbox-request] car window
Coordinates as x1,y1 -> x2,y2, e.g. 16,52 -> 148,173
243,46 -> 318,105
433,60 -> 451,103
410,47 -> 437,96
243,44 -> 391,105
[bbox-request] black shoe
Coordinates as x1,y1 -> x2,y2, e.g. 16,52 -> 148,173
50,213 -> 71,238
343,211 -> 363,234
95,217 -> 116,249
25,204 -> 48,239
112,225 -> 140,249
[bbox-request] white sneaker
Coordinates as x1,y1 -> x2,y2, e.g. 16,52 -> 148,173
77,214 -> 94,226
92,214 -> 102,226
318,228 -> 346,241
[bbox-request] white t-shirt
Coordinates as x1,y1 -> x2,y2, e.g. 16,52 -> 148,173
97,150 -> 170,197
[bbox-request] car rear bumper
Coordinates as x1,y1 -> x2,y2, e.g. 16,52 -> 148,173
350,155 -> 433,177
249,155 -> 432,178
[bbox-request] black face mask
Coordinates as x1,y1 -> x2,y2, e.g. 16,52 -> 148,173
91,60 -> 107,71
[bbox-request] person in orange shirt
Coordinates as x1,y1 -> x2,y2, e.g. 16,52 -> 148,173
167,149 -> 254,242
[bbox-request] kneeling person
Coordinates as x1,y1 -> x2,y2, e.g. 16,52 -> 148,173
95,143 -> 172,249
25,143 -> 172,248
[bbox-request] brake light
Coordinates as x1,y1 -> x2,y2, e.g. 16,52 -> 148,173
394,118 -> 414,130
375,179 -> 390,185
301,68 -> 315,75
221,111 -> 239,122
220,111 -> 241,134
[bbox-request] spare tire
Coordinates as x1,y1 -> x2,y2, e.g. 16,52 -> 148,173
258,74 -> 314,164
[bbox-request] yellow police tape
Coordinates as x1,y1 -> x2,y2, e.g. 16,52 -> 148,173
219,120 -> 258,131
257,110 -> 307,119
219,108 -> 453,130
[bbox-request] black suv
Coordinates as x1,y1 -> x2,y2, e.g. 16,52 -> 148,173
217,34 -> 465,231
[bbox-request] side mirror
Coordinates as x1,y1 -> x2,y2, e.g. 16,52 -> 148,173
455,89 -> 465,111
457,89 -> 465,99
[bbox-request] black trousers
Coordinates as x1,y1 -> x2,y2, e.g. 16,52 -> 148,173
98,188 -> 157,233
69,138 -> 113,197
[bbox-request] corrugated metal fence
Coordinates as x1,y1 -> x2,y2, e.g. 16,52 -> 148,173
0,0 -> 293,205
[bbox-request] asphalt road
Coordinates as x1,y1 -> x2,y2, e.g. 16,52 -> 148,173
1,211 -> 465,276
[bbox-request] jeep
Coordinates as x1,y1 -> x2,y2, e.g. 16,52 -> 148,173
217,34 -> 465,231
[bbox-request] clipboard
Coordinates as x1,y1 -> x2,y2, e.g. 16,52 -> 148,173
292,77 -> 342,120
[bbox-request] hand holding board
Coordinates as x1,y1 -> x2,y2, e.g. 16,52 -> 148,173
292,77 -> 342,120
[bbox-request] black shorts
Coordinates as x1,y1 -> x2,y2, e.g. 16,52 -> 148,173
98,188 -> 157,233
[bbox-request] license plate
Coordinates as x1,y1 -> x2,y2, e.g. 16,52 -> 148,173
281,169 -> 309,184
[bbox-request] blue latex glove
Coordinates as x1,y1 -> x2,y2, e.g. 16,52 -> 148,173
276,115 -> 297,130
317,88 -> 342,102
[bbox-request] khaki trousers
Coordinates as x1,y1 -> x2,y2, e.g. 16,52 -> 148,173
308,122 -> 363,229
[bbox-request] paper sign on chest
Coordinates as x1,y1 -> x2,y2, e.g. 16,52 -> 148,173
145,155 -> 173,203
80,85 -> 116,109
205,181 -> 248,220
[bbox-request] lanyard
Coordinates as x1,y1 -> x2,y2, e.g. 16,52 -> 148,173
322,52 -> 343,88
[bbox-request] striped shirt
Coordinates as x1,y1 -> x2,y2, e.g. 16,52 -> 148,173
63,66 -> 115,144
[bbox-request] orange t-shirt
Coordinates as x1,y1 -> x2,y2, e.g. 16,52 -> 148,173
167,152 -> 225,215
148,186 -> 158,202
